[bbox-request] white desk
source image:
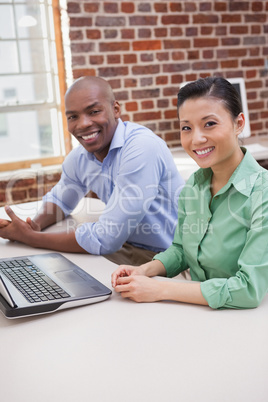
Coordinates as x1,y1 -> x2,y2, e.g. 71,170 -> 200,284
0,200 -> 268,402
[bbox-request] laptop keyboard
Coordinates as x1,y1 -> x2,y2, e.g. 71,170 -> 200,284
0,258 -> 70,303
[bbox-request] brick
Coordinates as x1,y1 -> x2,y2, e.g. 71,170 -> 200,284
172,51 -> 185,61
69,30 -> 83,40
186,27 -> 198,36
154,28 -> 168,37
71,43 -> 95,53
69,17 -> 92,27
248,101 -> 265,110
163,87 -> 181,96
245,14 -> 266,23
157,99 -> 169,108
159,121 -> 171,130
121,29 -> 135,39
193,15 -> 219,24
132,65 -> 160,75
222,15 -> 241,23
192,61 -> 218,70
107,79 -> 121,89
138,3 -> 151,12
140,54 -> 154,62
129,16 -> 157,25
133,111 -> 161,121
242,59 -> 265,67
12,178 -> 36,188
170,27 -> 183,36
163,63 -> 190,73
125,102 -> 138,111
140,77 -> 153,87
98,66 -> 128,77
84,3 -> 99,13
11,190 -> 27,202
156,76 -> 168,85
221,60 -> 239,69
203,50 -> 214,59
161,15 -> 189,25
164,109 -> 178,119
201,26 -> 213,35
107,54 -> 121,64
86,29 -> 101,40
104,29 -> 118,39
187,50 -> 200,60
113,90 -> 128,101
170,2 -> 182,12
141,100 -> 154,109
221,37 -> 240,46
90,55 -> 104,65
154,3 -> 168,13
104,2 -> 118,13
99,42 -> 130,52
156,52 -> 170,61
164,39 -> 190,49
184,2 -> 197,12
73,69 -> 95,79
194,38 -> 218,47
138,29 -> 151,38
252,1 -> 263,12
133,40 -> 161,51
72,56 -> 86,66
200,2 -> 212,12
229,2 -> 250,11
67,2 -> 81,13
216,26 -> 227,36
121,2 -> 135,13
214,2 -> 227,12
251,25 -> 261,34
243,36 -> 266,46
96,16 -> 125,26
132,89 -> 160,99
123,54 -> 137,64
230,26 -> 248,35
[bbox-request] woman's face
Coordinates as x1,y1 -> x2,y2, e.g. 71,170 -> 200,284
178,96 -> 245,174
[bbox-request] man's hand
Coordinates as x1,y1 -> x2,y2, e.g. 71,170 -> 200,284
0,205 -> 35,243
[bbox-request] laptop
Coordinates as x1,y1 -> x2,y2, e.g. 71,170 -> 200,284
0,252 -> 112,319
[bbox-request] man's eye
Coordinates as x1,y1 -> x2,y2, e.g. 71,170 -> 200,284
90,110 -> 100,115
67,115 -> 76,121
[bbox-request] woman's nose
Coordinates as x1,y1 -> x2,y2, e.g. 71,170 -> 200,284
192,129 -> 207,145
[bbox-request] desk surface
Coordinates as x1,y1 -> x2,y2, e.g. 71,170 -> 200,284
0,200 -> 268,402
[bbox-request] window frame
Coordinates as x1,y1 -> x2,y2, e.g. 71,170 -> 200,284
0,0 -> 71,172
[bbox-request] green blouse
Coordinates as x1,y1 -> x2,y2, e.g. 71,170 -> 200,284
154,149 -> 268,309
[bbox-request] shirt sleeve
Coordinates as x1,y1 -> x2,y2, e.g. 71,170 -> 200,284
153,186 -> 188,276
75,134 -> 178,254
201,186 -> 268,309
42,149 -> 88,216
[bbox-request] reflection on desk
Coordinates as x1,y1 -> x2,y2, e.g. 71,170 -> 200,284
0,200 -> 268,402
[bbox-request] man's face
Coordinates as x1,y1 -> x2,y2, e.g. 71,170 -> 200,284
65,84 -> 120,162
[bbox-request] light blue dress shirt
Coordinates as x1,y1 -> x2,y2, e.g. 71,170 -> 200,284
43,119 -> 185,254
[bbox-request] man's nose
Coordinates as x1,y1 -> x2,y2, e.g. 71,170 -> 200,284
77,114 -> 93,129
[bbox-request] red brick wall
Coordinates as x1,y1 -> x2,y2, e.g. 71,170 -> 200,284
0,170 -> 61,207
67,0 -> 268,146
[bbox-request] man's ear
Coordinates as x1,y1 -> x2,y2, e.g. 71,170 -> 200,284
113,101 -> 121,118
235,112 -> 245,137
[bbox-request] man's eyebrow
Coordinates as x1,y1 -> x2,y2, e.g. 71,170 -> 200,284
65,102 -> 100,115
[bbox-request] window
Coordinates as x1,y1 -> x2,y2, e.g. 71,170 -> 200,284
0,0 -> 71,172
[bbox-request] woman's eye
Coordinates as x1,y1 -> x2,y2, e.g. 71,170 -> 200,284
181,125 -> 191,131
205,121 -> 216,127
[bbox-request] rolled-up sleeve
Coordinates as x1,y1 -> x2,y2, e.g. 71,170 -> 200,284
201,194 -> 268,309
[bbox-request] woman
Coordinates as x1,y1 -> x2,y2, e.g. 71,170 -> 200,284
111,77 -> 268,309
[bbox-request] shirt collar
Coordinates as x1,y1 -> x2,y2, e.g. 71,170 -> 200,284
193,147 -> 262,197
108,118 -> 125,152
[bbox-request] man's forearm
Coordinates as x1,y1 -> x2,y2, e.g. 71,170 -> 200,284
28,230 -> 87,253
32,202 -> 65,231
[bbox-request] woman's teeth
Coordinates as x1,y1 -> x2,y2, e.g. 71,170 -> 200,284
195,147 -> 214,155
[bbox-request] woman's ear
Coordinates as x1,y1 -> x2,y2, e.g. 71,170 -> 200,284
235,112 -> 245,137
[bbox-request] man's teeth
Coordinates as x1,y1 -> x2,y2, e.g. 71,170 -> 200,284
196,147 -> 214,155
82,132 -> 98,140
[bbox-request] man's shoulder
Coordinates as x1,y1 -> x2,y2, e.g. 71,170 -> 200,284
122,120 -> 167,149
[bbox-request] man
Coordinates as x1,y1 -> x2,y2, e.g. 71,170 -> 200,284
0,76 -> 184,265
